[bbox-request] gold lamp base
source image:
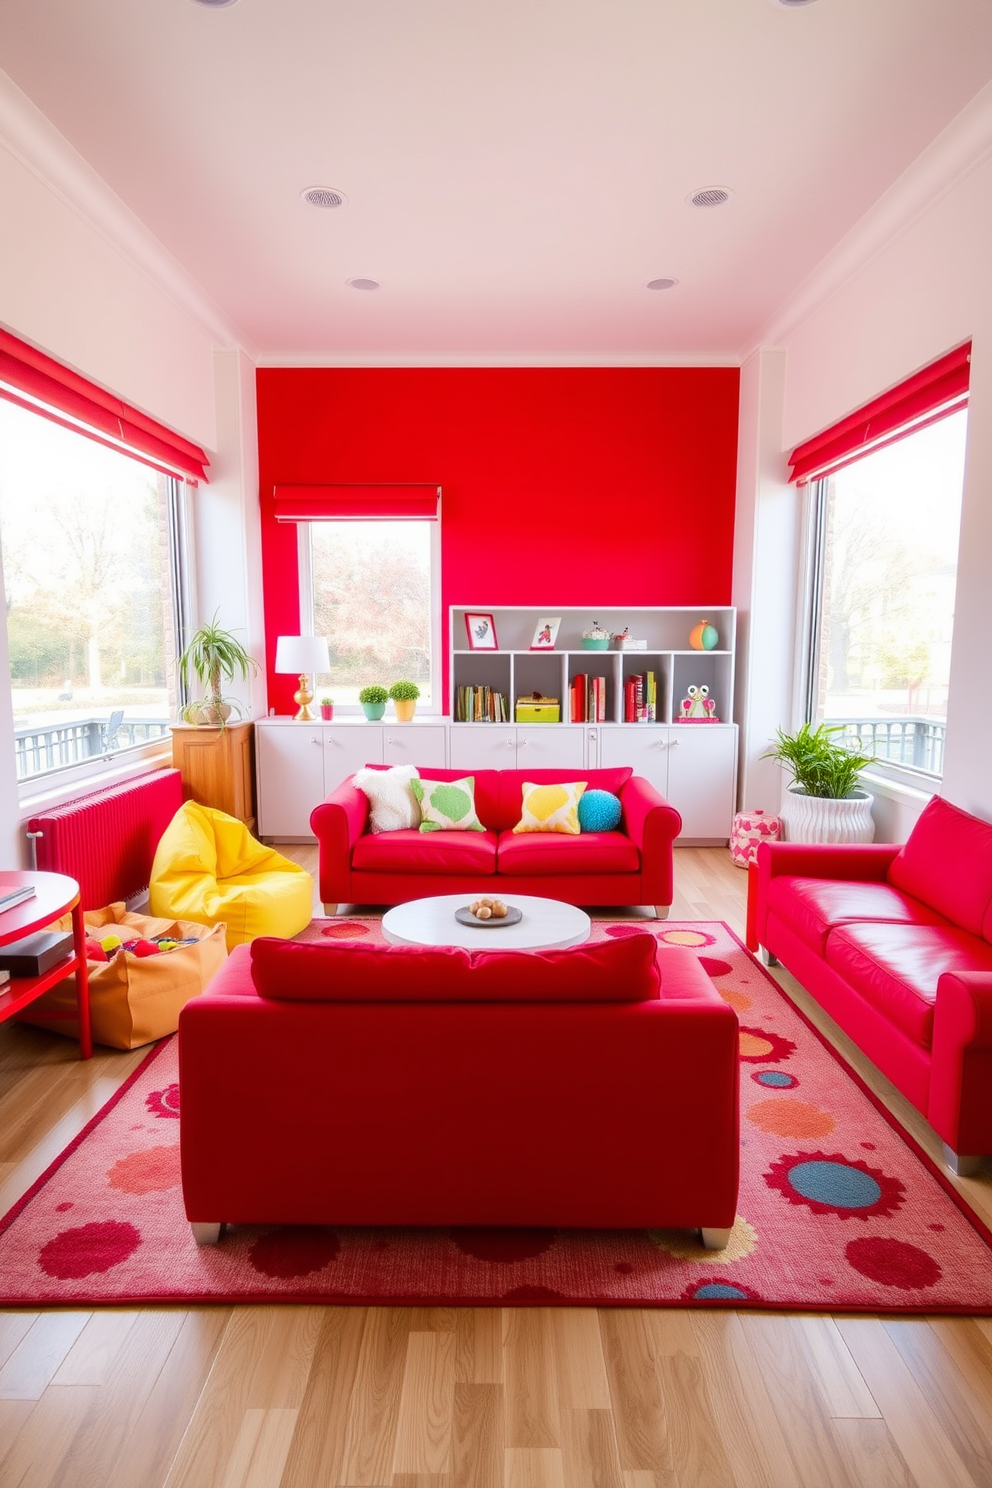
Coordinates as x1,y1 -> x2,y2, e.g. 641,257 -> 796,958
293,673 -> 316,721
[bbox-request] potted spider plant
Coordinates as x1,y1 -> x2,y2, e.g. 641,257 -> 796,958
178,613 -> 259,727
764,722 -> 876,843
388,679 -> 420,722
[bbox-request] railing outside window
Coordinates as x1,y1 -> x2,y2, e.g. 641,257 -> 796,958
14,717 -> 171,782
831,718 -> 946,778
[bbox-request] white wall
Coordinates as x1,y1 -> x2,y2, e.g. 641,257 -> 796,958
742,89 -> 992,830
0,73 -> 260,865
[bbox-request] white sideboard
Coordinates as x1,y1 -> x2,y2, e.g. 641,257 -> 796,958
256,714 -> 737,842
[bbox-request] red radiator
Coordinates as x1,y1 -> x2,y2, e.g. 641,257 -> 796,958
26,768 -> 183,910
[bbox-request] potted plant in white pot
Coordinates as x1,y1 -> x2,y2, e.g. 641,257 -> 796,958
178,614 -> 259,727
764,722 -> 876,843
388,679 -> 420,722
358,684 -> 388,721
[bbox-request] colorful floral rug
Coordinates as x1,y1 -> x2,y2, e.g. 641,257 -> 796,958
1,920 -> 991,1311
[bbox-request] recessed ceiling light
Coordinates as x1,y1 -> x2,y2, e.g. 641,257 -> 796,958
301,186 -> 348,209
687,186 -> 734,208
769,0 -> 819,7
645,277 -> 679,291
190,0 -> 239,7
347,278 -> 380,292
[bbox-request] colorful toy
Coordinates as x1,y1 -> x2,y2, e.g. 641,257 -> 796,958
689,620 -> 719,651
86,932 -> 201,963
677,684 -> 720,722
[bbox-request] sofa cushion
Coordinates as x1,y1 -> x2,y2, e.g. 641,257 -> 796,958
578,790 -> 623,833
352,828 -> 498,874
824,921 -> 992,1048
363,766 -> 502,830
496,829 -> 640,876
887,795 -> 992,938
250,931 -> 661,1003
495,767 -> 634,831
512,781 -> 587,836
766,874 -> 947,957
413,775 -> 486,833
353,764 -> 421,832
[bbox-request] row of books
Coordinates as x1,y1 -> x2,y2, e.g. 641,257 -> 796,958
623,671 -> 657,722
569,673 -> 607,723
454,685 -> 510,722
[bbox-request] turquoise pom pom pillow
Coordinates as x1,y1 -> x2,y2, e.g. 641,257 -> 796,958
577,789 -> 622,833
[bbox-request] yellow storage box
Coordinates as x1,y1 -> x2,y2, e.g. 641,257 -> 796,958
515,695 -> 561,723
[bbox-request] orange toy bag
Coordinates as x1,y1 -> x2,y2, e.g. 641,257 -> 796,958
19,903 -> 228,1050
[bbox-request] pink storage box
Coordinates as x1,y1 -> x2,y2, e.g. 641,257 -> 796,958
729,808 -> 782,868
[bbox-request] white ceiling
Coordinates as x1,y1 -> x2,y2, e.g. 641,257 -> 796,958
2,0 -> 991,363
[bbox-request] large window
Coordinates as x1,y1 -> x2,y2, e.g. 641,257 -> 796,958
804,408 -> 967,780
300,519 -> 438,709
0,398 -> 188,786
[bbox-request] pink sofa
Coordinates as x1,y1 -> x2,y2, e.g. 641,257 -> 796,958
310,766 -> 682,917
178,931 -> 739,1246
753,795 -> 992,1173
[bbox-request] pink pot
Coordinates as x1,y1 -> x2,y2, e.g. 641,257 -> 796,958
319,704 -> 333,721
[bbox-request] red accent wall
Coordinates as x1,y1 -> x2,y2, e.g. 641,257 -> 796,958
256,366 -> 740,714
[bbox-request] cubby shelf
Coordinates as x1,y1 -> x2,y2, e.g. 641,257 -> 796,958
450,606 -> 737,727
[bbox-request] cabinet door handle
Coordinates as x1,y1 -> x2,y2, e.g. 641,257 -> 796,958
310,736 -> 321,746
517,736 -> 528,747
669,736 -> 681,748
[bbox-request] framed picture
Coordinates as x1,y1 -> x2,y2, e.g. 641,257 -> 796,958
465,612 -> 498,650
530,616 -> 561,651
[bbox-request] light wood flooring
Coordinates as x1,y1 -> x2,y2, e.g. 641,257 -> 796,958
2,846 -> 992,1487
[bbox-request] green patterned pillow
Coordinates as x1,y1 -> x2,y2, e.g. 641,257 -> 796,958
411,776 -> 485,833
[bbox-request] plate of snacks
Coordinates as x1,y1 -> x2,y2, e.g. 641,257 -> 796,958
455,897 -> 522,928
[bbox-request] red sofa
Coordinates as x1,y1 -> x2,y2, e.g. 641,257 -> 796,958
752,795 -> 992,1174
178,933 -> 739,1247
310,766 -> 682,917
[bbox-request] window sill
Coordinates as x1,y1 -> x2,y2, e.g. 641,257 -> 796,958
18,742 -> 174,816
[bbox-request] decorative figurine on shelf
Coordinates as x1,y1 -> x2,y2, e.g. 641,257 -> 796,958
689,620 -> 719,651
677,684 -> 720,722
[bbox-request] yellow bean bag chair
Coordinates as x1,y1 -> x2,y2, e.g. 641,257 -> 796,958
150,802 -> 313,949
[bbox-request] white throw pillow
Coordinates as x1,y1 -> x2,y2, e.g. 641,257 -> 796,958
353,765 -> 422,833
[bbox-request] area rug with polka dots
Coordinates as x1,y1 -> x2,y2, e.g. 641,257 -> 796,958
1,919 -> 991,1311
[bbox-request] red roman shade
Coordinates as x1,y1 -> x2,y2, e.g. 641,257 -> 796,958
788,342 -> 970,485
273,484 -> 441,520
0,329 -> 210,483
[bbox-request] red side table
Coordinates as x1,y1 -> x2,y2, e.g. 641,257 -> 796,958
0,871 -> 91,1059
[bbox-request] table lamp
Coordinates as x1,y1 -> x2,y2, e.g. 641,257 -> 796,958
275,635 -> 331,721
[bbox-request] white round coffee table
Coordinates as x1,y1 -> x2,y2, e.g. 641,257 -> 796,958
382,892 -> 591,951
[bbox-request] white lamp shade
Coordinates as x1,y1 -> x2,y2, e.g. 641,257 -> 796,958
275,635 -> 331,674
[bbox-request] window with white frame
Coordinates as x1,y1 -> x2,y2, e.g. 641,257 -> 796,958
299,519 -> 439,710
803,407 -> 967,781
0,398 -> 190,786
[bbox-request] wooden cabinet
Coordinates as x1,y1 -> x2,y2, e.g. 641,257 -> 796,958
171,722 -> 256,828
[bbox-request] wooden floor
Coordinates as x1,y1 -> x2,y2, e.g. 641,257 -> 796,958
2,846 -> 992,1487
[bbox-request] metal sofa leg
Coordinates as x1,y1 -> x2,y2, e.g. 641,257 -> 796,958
758,945 -> 778,967
191,1221 -> 222,1245
654,905 -> 671,920
943,1145 -> 983,1178
700,1227 -> 731,1250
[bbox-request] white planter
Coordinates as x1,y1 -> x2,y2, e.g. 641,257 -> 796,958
780,785 -> 875,844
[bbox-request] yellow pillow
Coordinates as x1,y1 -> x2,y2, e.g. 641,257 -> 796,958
512,781 -> 587,835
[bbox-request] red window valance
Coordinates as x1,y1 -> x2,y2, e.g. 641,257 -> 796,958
272,484 -> 441,520
788,342 -> 970,486
0,329 -> 210,483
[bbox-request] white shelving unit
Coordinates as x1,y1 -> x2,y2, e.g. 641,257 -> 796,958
450,606 -> 738,841
450,606 -> 736,727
